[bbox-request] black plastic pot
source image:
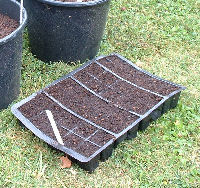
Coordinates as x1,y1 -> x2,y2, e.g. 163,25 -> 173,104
25,0 -> 111,63
0,0 -> 27,110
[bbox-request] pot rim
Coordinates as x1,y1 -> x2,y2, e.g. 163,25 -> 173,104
36,0 -> 110,7
0,0 -> 27,45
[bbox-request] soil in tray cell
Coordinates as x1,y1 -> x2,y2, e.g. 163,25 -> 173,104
97,55 -> 179,96
48,103 -> 87,130
44,79 -> 81,101
45,78 -> 139,134
45,78 -> 99,111
89,130 -> 114,146
97,71 -> 118,87
30,112 -> 69,141
0,13 -> 19,39
101,80 -> 162,115
74,122 -> 97,138
84,63 -> 105,78
77,141 -> 100,158
19,92 -> 97,131
45,78 -> 96,107
74,64 -> 118,94
92,99 -> 139,133
19,93 -> 56,119
74,68 -> 106,93
63,133 -> 100,158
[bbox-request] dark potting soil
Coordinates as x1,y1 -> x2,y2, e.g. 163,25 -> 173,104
45,78 -> 139,134
19,93 -> 114,157
75,70 -> 106,93
101,80 -> 162,115
19,93 -> 55,119
30,112 -> 69,141
13,53 -> 184,166
74,63 -> 162,115
97,55 -> 179,96
74,63 -> 118,93
89,130 -> 114,146
74,122 -> 97,138
0,12 -> 19,39
61,133 -> 99,158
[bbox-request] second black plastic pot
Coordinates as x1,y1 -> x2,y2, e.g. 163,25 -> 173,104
0,0 -> 27,110
25,0 -> 111,63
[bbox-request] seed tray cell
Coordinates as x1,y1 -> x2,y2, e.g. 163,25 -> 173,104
11,53 -> 185,172
97,55 -> 179,96
44,78 -> 139,134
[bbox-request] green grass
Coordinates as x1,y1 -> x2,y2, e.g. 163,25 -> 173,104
0,0 -> 200,187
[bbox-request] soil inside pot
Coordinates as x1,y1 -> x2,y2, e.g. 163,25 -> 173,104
97,55 -> 179,96
0,12 -> 19,39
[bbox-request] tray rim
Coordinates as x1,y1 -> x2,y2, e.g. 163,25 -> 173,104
11,53 -> 186,163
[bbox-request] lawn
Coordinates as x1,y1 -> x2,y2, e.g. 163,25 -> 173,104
0,0 -> 199,187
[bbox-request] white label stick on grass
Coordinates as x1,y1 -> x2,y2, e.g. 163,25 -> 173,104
20,0 -> 24,24
46,110 -> 64,145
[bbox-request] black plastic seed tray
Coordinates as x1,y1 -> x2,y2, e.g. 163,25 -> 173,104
11,53 -> 185,172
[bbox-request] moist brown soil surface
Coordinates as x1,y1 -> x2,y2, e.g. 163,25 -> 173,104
18,55 -> 179,158
89,130 -> 114,146
74,63 -> 162,115
74,122 -> 97,138
74,63 -> 117,93
19,93 -> 114,158
0,13 -> 19,39
97,55 -> 179,96
45,78 -> 139,134
101,80 -> 162,115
